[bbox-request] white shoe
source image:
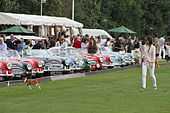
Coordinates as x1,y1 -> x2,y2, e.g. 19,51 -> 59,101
154,87 -> 158,90
140,87 -> 146,91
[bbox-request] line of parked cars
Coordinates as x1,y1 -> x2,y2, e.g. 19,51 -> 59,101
0,47 -> 135,81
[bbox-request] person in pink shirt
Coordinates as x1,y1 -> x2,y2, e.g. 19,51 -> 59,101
140,37 -> 157,90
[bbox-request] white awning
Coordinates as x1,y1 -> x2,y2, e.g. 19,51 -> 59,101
0,12 -> 83,28
82,29 -> 112,39
0,13 -> 19,25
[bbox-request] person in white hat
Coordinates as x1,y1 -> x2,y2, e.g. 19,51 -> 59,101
140,37 -> 157,90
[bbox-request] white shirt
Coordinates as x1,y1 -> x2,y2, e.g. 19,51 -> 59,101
61,41 -> 68,48
159,37 -> 165,47
81,43 -> 88,49
140,44 -> 156,64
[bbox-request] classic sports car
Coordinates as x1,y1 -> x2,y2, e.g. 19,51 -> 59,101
7,50 -> 44,78
23,49 -> 63,76
96,52 -> 114,68
0,53 -> 13,81
0,50 -> 33,81
120,53 -> 135,65
99,47 -> 124,67
48,47 -> 91,72
83,53 -> 103,70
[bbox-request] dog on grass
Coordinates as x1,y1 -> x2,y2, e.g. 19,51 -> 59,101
24,78 -> 41,89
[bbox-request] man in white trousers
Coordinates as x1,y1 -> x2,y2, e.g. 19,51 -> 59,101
140,37 -> 157,90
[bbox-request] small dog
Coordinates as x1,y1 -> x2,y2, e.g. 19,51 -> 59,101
24,78 -> 41,89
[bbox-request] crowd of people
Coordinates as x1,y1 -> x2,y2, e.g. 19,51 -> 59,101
0,33 -> 140,55
0,28 -> 170,62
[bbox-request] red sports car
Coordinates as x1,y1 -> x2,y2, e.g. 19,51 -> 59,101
83,53 -> 103,71
96,52 -> 114,68
6,50 -> 44,78
0,52 -> 13,81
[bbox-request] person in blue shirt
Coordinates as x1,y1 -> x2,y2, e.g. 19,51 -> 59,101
0,37 -> 7,51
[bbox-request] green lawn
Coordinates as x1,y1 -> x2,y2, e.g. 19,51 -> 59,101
0,64 -> 170,113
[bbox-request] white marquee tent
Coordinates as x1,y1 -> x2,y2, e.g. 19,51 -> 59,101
0,12 -> 83,28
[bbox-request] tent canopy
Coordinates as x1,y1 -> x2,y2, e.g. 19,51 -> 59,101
82,29 -> 112,39
109,26 -> 136,34
0,25 -> 35,35
0,12 -> 83,28
0,13 -> 19,25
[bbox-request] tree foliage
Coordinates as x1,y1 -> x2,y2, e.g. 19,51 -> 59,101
0,0 -> 170,36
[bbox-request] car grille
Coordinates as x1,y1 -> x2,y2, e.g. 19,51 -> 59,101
45,60 -> 63,71
11,63 -> 25,75
47,60 -> 61,64
88,60 -> 97,65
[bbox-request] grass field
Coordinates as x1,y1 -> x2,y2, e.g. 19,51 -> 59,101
0,64 -> 170,113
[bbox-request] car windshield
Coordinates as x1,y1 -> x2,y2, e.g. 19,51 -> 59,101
6,50 -> 21,58
100,47 -> 112,54
24,50 -> 49,58
0,52 -> 8,60
0,50 -> 20,60
48,47 -> 63,56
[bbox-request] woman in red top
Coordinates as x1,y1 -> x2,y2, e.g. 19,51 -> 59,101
73,35 -> 81,48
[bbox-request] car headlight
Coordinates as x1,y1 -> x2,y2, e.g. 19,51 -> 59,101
99,57 -> 104,62
38,61 -> 45,67
65,60 -> 70,66
78,60 -> 84,65
96,63 -> 100,68
7,63 -> 12,69
75,58 -> 78,61
27,64 -> 32,70
110,57 -> 115,62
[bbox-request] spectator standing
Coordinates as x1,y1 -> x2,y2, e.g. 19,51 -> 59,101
5,34 -> 16,49
126,39 -> 133,53
16,38 -> 25,54
0,37 -> 7,51
33,41 -> 44,49
140,37 -> 157,90
87,36 -> 98,54
23,40 -> 32,55
96,36 -> 101,46
49,38 -> 56,48
73,35 -> 81,48
81,37 -> 88,49
114,38 -> 122,52
103,38 -> 111,47
159,36 -> 166,59
60,38 -> 68,48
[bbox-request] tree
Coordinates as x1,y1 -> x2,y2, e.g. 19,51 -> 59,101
0,0 -> 170,36
44,0 -> 64,16
0,0 -> 18,12
75,0 -> 102,28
